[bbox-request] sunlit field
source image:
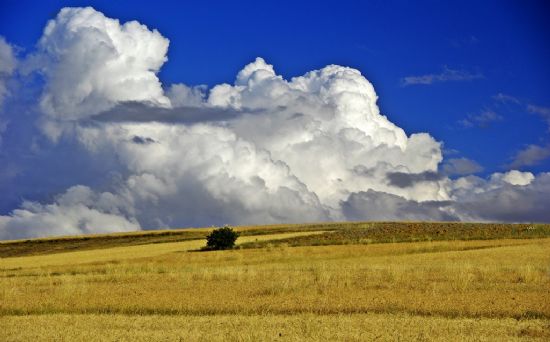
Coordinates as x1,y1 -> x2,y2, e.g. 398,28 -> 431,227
1,222 -> 549,341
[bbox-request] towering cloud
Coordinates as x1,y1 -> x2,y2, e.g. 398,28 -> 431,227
32,7 -> 170,137
0,7 -> 548,240
209,57 -> 445,206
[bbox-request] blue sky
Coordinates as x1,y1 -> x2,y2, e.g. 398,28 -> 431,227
0,1 -> 550,238
2,0 -> 549,175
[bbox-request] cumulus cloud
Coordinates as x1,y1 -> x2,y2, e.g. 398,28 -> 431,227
0,36 -> 17,147
0,7 -> 549,240
209,57 -> 445,206
30,6 -> 170,136
0,36 -> 16,108
386,171 -> 444,188
494,170 -> 534,186
450,172 -> 550,222
342,190 -> 457,222
0,37 -> 16,74
442,157 -> 483,176
400,66 -> 483,86
73,122 -> 330,228
344,170 -> 545,223
342,170 -> 550,222
167,84 -> 207,107
0,185 -> 139,240
509,144 -> 550,168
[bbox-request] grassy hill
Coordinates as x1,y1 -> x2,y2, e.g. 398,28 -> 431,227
1,222 -> 549,341
2,221 -> 549,257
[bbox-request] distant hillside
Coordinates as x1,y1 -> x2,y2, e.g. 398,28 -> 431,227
1,221 -> 549,258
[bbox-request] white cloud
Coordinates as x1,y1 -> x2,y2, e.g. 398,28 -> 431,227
343,170 -> 549,223
509,144 -> 550,168
341,190 -> 456,222
442,157 -> 483,176
167,84 -> 207,107
499,170 -> 535,186
73,122 -> 331,228
0,37 -> 16,75
0,7 -> 549,239
0,36 -> 16,108
0,185 -> 139,240
32,7 -> 170,125
450,173 -> 550,222
401,66 -> 483,86
212,58 -> 445,206
0,36 -> 17,147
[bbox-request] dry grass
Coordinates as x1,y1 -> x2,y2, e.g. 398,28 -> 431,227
4,221 -> 548,258
241,222 -> 550,248
0,231 -> 326,269
0,223 -> 334,258
1,313 -> 549,341
1,227 -> 549,340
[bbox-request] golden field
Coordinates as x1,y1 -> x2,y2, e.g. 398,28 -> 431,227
1,223 -> 549,341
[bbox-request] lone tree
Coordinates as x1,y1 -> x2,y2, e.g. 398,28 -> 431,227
205,226 -> 239,250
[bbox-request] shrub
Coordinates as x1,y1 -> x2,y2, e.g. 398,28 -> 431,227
204,226 -> 239,250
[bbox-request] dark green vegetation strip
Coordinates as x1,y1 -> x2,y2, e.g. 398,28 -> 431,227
239,222 -> 550,249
